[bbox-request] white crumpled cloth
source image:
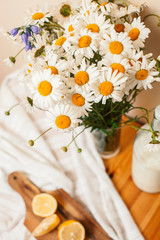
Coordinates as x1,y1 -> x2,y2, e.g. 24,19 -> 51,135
0,72 -> 144,240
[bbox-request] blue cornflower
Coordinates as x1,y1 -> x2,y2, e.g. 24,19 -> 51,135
10,28 -> 19,36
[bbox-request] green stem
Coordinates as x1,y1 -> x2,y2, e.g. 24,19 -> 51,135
66,128 -> 85,148
33,104 -> 48,112
48,21 -> 65,30
103,103 -> 119,117
33,127 -> 52,142
72,130 -> 79,149
92,107 -> 106,124
143,14 -> 160,23
146,111 -> 156,140
14,47 -> 25,58
118,0 -> 128,8
5,103 -> 19,115
117,124 -> 152,132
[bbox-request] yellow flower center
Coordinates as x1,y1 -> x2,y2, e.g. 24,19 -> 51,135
114,24 -> 125,33
98,2 -> 108,9
72,93 -> 85,106
68,24 -> 74,36
32,12 -> 44,20
55,36 -> 66,46
28,63 -> 32,74
55,115 -> 71,129
138,57 -> 142,62
99,81 -> 113,96
109,41 -> 123,55
68,24 -> 74,32
110,63 -> 125,74
78,35 -> 92,48
86,24 -> 100,33
136,69 -> 148,80
75,71 -> 89,85
38,81 -> 52,96
128,28 -> 140,41
46,66 -> 58,75
84,10 -> 90,16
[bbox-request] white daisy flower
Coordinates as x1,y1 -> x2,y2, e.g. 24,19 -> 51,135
141,125 -> 160,152
100,54 -> 130,75
80,0 -> 98,16
63,77 -> 75,89
64,28 -> 99,60
52,0 -> 81,24
28,69 -> 65,108
67,89 -> 94,116
127,4 -> 141,15
124,17 -> 151,49
98,2 -> 116,14
34,32 -> 49,48
144,141 -> 160,152
126,49 -> 144,67
3,57 -> 15,67
100,29 -> 133,57
46,53 -> 70,77
111,5 -> 128,18
52,35 -> 68,52
24,7 -> 51,25
23,53 -> 47,76
45,44 -> 66,62
127,56 -> 159,90
112,19 -> 125,34
63,15 -> 81,37
46,103 -> 80,132
91,67 -> 128,104
83,12 -> 111,37
157,55 -> 160,62
34,53 -> 69,77
70,58 -> 100,92
20,95 -> 38,114
27,32 -> 50,60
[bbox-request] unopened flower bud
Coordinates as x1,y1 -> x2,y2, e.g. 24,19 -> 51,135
28,139 -> 34,146
61,146 -> 68,152
60,4 -> 71,17
5,111 -> 10,116
9,57 -> 16,64
77,148 -> 82,153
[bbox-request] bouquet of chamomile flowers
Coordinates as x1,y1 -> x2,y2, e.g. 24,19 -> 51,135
3,0 -> 160,152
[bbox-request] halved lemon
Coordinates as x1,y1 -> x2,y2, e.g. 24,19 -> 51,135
58,220 -> 85,240
32,193 -> 57,217
32,214 -> 60,237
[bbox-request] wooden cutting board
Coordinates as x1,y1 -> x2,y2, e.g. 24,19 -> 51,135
8,171 -> 112,240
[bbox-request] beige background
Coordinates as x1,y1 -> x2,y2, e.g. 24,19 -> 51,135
0,0 -> 160,118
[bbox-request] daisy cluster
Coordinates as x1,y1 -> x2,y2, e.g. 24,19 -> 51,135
5,0 -> 160,135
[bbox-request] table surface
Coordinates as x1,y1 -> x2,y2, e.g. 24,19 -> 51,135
103,124 -> 160,240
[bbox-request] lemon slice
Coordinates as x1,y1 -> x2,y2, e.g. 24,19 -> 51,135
58,220 -> 85,240
32,193 -> 57,217
32,214 -> 60,237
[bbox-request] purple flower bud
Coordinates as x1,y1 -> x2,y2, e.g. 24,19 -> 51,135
10,28 -> 19,36
21,33 -> 28,45
25,42 -> 32,52
31,25 -> 41,35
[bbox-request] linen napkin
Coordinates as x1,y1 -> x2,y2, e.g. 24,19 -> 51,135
0,71 -> 144,240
